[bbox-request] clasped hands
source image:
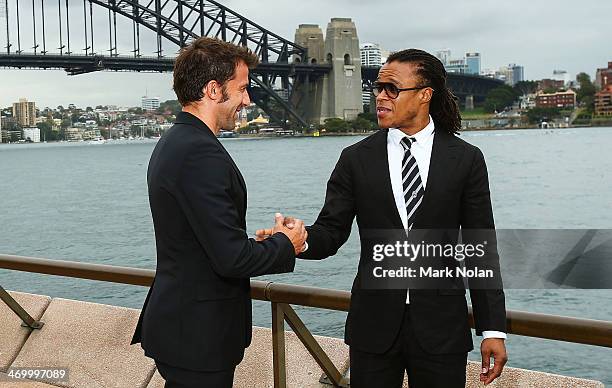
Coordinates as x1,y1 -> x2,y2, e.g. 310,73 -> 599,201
255,213 -> 307,255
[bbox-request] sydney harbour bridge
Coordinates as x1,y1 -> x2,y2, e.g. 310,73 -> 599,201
0,0 -> 503,127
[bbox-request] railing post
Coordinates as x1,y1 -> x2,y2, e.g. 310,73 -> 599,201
0,285 -> 44,329
271,302 -> 287,388
281,303 -> 349,387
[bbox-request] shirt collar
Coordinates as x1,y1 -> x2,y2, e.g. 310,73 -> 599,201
388,115 -> 435,146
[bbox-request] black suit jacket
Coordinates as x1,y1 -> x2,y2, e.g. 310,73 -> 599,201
131,112 -> 295,371
300,128 -> 506,355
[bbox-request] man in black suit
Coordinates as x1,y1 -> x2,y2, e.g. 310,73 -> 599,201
131,37 -> 307,388
259,49 -> 507,387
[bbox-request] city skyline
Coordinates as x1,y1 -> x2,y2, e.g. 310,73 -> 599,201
1,0 -> 610,108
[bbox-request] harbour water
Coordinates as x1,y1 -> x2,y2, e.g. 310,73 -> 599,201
1,127 -> 611,384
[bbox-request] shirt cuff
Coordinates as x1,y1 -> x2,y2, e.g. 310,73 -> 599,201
302,241 -> 309,252
482,330 -> 507,340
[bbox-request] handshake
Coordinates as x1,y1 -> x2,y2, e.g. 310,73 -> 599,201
255,213 -> 308,255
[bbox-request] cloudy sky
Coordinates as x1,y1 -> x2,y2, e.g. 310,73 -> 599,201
1,0 -> 610,109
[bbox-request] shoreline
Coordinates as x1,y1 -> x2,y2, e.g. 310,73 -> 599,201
1,124 -> 610,145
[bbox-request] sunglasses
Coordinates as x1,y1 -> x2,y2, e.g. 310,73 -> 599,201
371,82 -> 432,99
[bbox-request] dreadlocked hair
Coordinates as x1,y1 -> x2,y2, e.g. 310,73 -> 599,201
386,49 -> 462,134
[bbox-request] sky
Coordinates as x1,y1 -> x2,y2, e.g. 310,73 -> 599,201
1,0 -> 610,109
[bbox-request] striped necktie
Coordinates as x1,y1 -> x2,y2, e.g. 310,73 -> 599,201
400,137 -> 424,230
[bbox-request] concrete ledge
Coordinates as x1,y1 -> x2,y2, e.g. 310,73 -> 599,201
464,360 -> 604,388
147,326 -> 349,388
0,291 -> 51,372
235,326 -> 349,388
10,298 -> 155,388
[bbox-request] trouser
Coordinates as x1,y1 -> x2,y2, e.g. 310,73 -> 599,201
350,306 -> 468,388
155,360 -> 235,388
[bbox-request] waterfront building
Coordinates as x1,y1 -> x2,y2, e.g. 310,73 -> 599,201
519,94 -> 537,110
141,96 -> 160,112
65,127 -> 83,141
595,62 -> 612,89
22,127 -> 41,142
538,79 -> 566,92
12,98 -> 36,127
595,85 -> 612,116
535,89 -> 576,109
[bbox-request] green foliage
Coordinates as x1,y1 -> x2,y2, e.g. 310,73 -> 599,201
36,118 -> 59,141
351,117 -> 374,132
157,100 -> 182,116
357,112 -> 378,125
61,118 -> 72,129
323,118 -> 350,133
525,107 -> 561,124
513,80 -> 538,95
576,72 -> 596,113
483,85 -> 519,113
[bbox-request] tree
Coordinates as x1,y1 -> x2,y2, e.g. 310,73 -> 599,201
61,118 -> 72,129
358,112 -> 378,126
323,118 -> 350,133
576,72 -> 596,113
513,80 -> 538,95
483,85 -> 518,113
157,100 -> 181,116
351,116 -> 374,132
525,107 -> 561,124
37,118 -> 59,141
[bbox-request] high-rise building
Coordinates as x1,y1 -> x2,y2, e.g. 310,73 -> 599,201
360,43 -> 383,107
360,43 -> 383,66
595,62 -> 612,89
141,96 -> 160,112
498,64 -> 524,86
446,58 -> 467,74
465,53 -> 481,75
435,49 -> 451,66
12,98 -> 36,127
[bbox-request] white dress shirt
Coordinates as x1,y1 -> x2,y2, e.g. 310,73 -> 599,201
387,116 -> 506,340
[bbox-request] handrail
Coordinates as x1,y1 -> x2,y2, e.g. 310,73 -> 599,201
1,253 -> 612,348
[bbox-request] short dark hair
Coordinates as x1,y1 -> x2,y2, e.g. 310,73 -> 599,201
173,37 -> 259,106
386,49 -> 461,134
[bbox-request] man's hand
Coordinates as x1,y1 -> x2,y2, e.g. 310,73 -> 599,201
256,213 -> 307,255
255,216 -> 298,240
480,338 -> 508,385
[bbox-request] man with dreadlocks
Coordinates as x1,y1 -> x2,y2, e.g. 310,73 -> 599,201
259,48 -> 507,387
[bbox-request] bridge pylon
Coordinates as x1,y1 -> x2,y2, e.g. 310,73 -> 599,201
292,18 -> 363,126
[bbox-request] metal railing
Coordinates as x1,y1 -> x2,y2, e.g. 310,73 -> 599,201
1,253 -> 612,387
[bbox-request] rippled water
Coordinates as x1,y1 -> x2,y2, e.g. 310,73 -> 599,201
1,127 -> 611,384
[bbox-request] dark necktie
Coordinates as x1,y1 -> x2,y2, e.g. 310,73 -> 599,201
400,137 -> 424,230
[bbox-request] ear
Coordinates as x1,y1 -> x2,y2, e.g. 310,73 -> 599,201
204,80 -> 220,102
420,87 -> 434,104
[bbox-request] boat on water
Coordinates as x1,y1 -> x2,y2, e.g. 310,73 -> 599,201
87,136 -> 106,145
218,130 -> 239,138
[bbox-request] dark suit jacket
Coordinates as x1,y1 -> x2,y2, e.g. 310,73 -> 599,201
300,128 -> 506,355
131,112 -> 295,371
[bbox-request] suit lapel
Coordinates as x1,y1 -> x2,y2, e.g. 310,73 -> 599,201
362,129 -> 405,229
413,131 -> 463,226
